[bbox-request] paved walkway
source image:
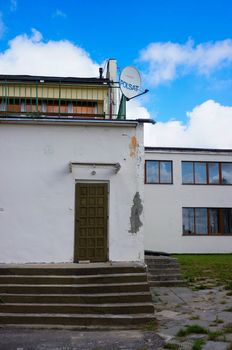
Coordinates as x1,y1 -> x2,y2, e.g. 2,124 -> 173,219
1,286 -> 232,349
152,286 -> 232,349
0,329 -> 163,350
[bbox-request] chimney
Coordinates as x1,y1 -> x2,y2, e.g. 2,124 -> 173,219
106,59 -> 117,82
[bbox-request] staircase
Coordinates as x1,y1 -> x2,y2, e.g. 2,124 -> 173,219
145,255 -> 185,287
0,263 -> 155,329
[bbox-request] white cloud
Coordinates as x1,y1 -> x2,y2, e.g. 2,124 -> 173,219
10,0 -> 17,11
126,99 -> 151,120
0,12 -> 5,38
52,9 -> 67,18
144,100 -> 232,148
139,39 -> 232,86
0,29 -> 99,76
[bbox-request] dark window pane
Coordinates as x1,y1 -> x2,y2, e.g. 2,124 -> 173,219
195,162 -> 207,184
183,208 -> 194,234
208,163 -> 219,184
223,209 -> 232,234
195,208 -> 208,234
209,209 -> 219,234
160,161 -> 172,183
221,163 -> 232,184
182,162 -> 194,183
146,161 -> 158,183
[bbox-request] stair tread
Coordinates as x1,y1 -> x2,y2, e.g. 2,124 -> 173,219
0,312 -> 155,318
0,302 -> 154,307
0,273 -> 147,278
0,291 -> 151,297
0,282 -> 148,287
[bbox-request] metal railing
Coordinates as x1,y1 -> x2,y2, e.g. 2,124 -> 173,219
0,81 -> 119,119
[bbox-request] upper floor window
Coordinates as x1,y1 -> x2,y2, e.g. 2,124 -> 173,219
183,207 -> 232,235
182,161 -> 232,185
0,98 -> 98,117
145,160 -> 173,184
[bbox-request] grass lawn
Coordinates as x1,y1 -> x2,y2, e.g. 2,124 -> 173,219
174,254 -> 232,289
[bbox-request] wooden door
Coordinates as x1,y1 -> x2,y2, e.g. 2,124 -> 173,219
74,183 -> 108,262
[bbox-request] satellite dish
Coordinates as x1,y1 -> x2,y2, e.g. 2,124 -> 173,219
119,66 -> 141,100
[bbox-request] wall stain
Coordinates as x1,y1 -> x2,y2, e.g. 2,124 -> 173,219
129,136 -> 138,158
129,192 -> 143,234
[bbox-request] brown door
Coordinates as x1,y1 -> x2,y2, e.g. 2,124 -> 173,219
74,183 -> 108,262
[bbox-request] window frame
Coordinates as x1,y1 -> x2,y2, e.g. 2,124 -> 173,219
182,161 -> 232,185
145,160 -> 173,185
182,207 -> 232,236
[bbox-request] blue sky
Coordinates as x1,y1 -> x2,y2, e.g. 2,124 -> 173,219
1,0 -> 232,147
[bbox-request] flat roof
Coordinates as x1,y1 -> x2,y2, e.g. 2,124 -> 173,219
145,146 -> 232,153
0,74 -> 109,85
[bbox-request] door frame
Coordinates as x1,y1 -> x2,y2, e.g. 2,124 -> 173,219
73,180 -> 109,263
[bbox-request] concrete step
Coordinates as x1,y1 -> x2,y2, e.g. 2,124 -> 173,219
145,255 -> 184,287
0,263 -> 155,329
148,268 -> 181,275
148,274 -> 183,282
149,280 -> 185,287
0,292 -> 152,304
146,263 -> 180,270
0,273 -> 147,285
0,266 -> 145,276
0,282 -> 150,294
0,313 -> 156,327
145,256 -> 178,263
0,302 -> 154,315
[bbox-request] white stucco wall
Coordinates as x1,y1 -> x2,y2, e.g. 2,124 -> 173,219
144,149 -> 232,253
0,120 -> 144,263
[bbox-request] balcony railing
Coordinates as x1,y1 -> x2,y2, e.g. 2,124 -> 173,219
0,81 -> 116,119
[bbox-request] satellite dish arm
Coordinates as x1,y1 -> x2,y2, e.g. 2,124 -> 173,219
125,89 -> 149,101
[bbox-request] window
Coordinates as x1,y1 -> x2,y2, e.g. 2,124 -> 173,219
221,163 -> 232,184
182,208 -> 232,235
182,161 -> 232,185
195,162 -> 207,184
182,162 -> 194,184
145,160 -> 172,184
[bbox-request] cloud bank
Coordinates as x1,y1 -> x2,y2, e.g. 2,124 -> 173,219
0,29 -> 99,76
145,100 -> 232,148
0,30 -> 231,149
140,39 -> 232,86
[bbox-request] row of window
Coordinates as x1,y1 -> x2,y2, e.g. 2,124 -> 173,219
145,160 -> 232,185
0,98 -> 98,115
183,208 -> 232,235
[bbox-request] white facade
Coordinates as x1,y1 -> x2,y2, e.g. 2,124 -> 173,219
144,148 -> 232,254
0,120 -> 144,263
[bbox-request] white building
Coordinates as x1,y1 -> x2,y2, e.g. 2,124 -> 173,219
0,60 -> 232,264
144,147 -> 232,254
0,61 -> 147,264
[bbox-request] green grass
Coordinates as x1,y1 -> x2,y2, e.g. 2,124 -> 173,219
176,324 -> 208,337
208,330 -> 224,340
174,254 -> 232,288
223,324 -> 232,333
192,339 -> 205,350
164,343 -> 180,349
143,319 -> 158,331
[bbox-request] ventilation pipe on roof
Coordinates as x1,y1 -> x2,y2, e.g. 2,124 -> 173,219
106,59 -> 118,119
99,67 -> 103,79
106,59 -> 117,82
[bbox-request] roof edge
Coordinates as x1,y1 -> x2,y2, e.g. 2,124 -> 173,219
145,146 -> 232,153
0,74 -> 109,85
